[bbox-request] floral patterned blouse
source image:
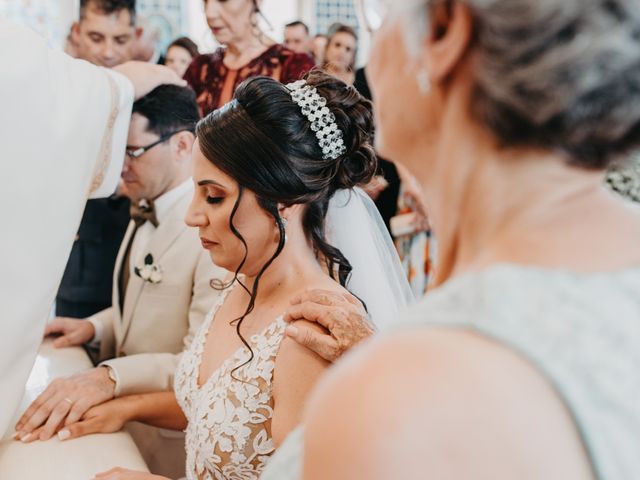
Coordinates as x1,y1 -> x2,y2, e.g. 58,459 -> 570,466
174,284 -> 287,479
184,44 -> 316,115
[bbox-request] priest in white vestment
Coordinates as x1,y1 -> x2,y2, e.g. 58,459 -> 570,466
0,18 -> 183,437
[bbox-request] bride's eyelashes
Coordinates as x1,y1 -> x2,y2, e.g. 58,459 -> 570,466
207,195 -> 224,205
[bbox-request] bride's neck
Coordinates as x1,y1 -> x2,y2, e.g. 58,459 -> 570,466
241,230 -> 324,303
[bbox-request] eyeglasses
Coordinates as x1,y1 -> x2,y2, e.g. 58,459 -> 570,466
125,129 -> 193,160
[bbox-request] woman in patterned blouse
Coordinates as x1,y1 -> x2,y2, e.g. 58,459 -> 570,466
185,0 -> 315,115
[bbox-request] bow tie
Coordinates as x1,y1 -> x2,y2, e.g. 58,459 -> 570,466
130,199 -> 159,228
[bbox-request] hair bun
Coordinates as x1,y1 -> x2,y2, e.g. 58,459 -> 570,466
303,70 -> 378,191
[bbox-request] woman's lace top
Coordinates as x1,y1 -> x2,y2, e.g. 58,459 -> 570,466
261,265 -> 640,480
174,286 -> 287,479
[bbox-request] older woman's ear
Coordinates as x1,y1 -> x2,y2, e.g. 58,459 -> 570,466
422,1 -> 474,85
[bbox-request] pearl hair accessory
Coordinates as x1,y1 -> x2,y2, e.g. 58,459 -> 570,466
286,79 -> 347,160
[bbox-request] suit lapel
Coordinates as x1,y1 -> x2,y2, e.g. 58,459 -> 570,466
119,189 -> 192,347
114,221 -> 136,318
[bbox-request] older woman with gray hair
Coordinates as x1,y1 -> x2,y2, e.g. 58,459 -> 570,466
262,0 -> 640,478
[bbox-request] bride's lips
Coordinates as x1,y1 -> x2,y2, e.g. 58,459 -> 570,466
200,237 -> 217,249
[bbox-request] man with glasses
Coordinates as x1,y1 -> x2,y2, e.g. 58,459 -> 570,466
16,85 -> 225,479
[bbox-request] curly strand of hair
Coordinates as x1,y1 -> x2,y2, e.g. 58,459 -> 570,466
303,198 -> 369,311
304,199 -> 353,287
229,198 -> 287,382
209,187 -> 251,297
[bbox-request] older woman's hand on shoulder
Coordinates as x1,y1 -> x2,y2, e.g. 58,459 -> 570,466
284,289 -> 375,363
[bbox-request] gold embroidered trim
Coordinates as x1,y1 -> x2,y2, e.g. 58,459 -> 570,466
89,71 -> 120,195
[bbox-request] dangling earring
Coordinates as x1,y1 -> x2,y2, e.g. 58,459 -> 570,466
278,217 -> 288,244
416,68 -> 431,95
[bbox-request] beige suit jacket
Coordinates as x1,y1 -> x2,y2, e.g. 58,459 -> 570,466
87,188 -> 225,478
89,188 -> 225,396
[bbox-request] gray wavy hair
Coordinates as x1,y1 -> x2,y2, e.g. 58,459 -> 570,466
398,0 -> 640,168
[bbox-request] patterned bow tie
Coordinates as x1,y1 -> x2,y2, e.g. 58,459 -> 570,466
130,199 -> 159,228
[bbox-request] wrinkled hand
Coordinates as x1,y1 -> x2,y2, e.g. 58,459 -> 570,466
112,61 -> 187,100
94,467 -> 167,480
15,367 -> 115,441
44,317 -> 95,348
284,289 -> 375,363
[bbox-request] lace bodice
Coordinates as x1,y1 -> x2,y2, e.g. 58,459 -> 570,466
262,265 -> 640,480
174,285 -> 286,480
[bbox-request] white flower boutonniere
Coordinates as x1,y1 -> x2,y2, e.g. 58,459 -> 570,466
134,253 -> 163,284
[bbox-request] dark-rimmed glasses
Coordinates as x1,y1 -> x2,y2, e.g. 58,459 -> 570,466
125,129 -> 193,159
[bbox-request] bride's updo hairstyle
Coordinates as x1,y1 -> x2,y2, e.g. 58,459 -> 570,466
196,70 -> 376,335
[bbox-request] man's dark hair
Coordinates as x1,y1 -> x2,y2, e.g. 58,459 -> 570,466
132,85 -> 200,137
79,0 -> 136,25
285,20 -> 309,34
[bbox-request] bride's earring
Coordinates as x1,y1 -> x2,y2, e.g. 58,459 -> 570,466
279,217 -> 288,244
416,68 -> 431,95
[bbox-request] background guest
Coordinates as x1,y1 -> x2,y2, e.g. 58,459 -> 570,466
284,20 -> 311,55
70,0 -> 139,68
311,33 -> 328,66
131,16 -> 162,63
56,0 -> 137,320
322,24 -> 357,85
164,36 -> 199,78
184,0 -> 315,116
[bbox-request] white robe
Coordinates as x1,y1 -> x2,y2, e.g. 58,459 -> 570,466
0,19 -> 134,436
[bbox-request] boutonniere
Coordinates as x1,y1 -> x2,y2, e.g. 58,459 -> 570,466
134,253 -> 163,284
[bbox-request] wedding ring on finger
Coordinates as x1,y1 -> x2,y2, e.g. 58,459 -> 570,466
63,397 -> 73,405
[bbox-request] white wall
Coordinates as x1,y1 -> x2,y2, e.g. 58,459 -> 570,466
0,0 -> 77,48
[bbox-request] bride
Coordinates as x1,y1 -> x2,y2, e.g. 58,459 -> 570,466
60,71 -> 411,480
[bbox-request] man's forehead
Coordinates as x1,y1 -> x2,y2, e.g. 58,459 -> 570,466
286,25 -> 308,36
79,6 -> 135,32
130,112 -> 152,133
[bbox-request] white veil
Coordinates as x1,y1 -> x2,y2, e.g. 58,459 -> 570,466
325,188 -> 415,329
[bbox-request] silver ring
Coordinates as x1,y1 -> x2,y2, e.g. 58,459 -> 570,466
63,397 -> 73,405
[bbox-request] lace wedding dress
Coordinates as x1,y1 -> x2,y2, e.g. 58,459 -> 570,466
174,285 -> 286,480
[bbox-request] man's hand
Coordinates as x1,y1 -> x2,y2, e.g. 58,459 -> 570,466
284,289 -> 375,363
112,61 -> 187,100
44,317 -> 95,348
15,366 -> 116,441
21,396 -> 133,443
94,467 -> 167,480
